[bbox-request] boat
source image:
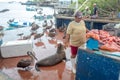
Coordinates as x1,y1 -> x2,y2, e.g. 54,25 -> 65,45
34,14 -> 45,20
26,6 -> 37,11
47,15 -> 53,19
36,8 -> 43,14
9,22 -> 32,28
4,27 -> 15,31
34,14 -> 53,20
21,1 -> 37,5
7,19 -> 33,28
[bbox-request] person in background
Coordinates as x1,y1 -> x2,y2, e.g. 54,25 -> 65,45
91,3 -> 98,18
64,11 -> 89,74
83,6 -> 91,18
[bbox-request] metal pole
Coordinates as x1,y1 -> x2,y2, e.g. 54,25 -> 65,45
74,0 -> 89,15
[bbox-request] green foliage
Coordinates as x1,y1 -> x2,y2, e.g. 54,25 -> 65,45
69,0 -> 120,16
77,0 -> 119,11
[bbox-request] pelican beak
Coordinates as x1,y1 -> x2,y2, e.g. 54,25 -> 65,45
30,52 -> 38,61
27,51 -> 38,61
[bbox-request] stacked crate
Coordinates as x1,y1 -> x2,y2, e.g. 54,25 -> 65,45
102,23 -> 120,37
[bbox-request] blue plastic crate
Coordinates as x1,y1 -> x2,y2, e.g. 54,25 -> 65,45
86,38 -> 99,50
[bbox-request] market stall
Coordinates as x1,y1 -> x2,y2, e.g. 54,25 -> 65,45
75,48 -> 120,80
75,30 -> 120,80
55,15 -> 120,30
55,15 -> 120,80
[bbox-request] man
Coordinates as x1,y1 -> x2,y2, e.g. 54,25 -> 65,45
83,6 -> 91,18
64,11 -> 88,73
91,3 -> 98,18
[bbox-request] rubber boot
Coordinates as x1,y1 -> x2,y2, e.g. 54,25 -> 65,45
71,58 -> 76,74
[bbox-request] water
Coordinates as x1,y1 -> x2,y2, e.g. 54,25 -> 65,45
0,2 -> 32,27
0,2 -> 55,27
0,2 -> 55,42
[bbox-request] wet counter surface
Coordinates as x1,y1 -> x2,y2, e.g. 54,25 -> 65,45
0,28 -> 75,80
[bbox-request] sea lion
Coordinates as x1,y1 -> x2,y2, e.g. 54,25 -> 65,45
35,43 -> 66,71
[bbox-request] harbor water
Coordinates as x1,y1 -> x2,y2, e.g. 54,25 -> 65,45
0,2 -> 55,42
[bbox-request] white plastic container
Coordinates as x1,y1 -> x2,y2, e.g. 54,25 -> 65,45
0,40 -> 33,58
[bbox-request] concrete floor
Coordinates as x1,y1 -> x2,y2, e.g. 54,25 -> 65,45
0,28 -> 75,80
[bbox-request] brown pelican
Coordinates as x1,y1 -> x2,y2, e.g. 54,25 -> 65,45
0,26 -> 4,37
0,32 -> 4,37
30,32 -> 36,36
42,20 -> 47,27
58,23 -> 67,32
31,22 -> 40,31
62,27 -> 67,39
17,33 -> 24,39
34,29 -> 46,42
7,18 -> 14,24
17,51 -> 38,71
35,43 -> 66,71
45,20 -> 53,30
0,26 -> 4,31
57,23 -> 67,39
48,28 -> 57,40
22,35 -> 31,40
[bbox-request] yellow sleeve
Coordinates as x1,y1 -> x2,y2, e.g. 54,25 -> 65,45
66,22 -> 73,35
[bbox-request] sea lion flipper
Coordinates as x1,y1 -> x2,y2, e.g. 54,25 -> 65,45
35,64 -> 40,72
64,58 -> 70,62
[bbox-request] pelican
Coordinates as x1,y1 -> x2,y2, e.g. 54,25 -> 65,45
23,35 -> 31,40
45,20 -> 53,30
17,33 -> 24,39
34,29 -> 46,42
58,23 -> 67,32
17,51 -> 38,71
31,22 -> 40,31
48,28 -> 57,40
7,18 -> 14,24
0,26 -> 4,31
42,20 -> 47,27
